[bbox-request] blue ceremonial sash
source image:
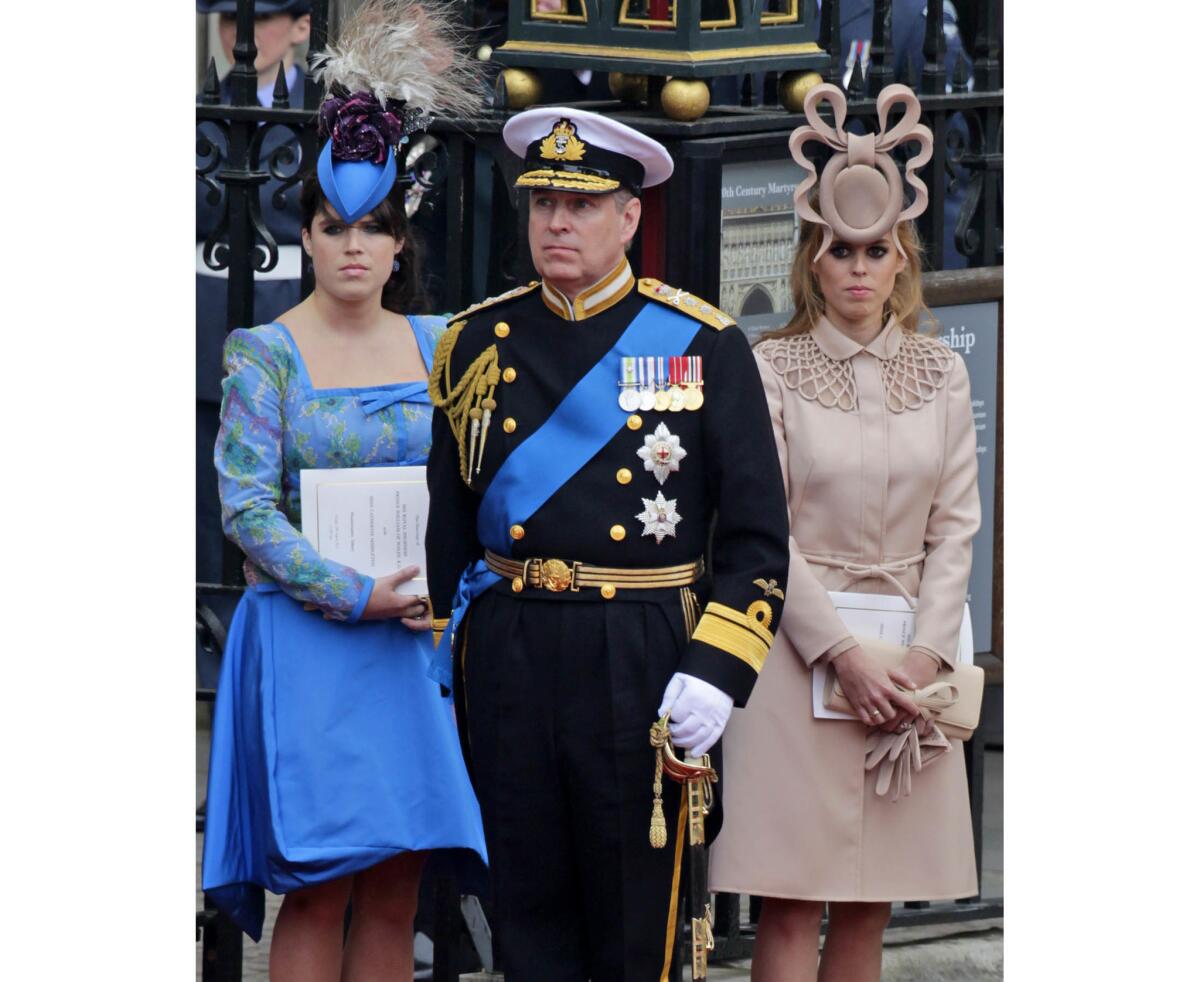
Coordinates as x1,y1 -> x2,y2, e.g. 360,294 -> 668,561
427,300 -> 700,688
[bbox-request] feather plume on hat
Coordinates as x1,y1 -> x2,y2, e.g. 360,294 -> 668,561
312,0 -> 483,124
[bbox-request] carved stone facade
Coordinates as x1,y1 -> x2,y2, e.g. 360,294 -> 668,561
719,206 -> 797,320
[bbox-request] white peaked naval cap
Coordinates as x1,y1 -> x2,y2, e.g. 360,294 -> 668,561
503,106 -> 674,195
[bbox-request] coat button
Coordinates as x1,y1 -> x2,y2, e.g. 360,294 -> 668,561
494,322 -> 510,338
610,524 -> 626,541
510,524 -> 525,540
626,414 -> 643,431
600,584 -> 616,599
616,468 -> 632,485
503,367 -> 517,383
512,576 -> 524,593
503,417 -> 517,433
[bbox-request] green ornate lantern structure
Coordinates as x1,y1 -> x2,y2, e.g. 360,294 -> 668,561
495,1 -> 828,119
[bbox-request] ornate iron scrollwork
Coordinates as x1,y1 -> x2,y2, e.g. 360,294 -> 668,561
259,123 -> 307,211
950,107 -> 1003,264
196,121 -> 229,208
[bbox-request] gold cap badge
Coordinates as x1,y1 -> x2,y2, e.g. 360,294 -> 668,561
540,118 -> 587,162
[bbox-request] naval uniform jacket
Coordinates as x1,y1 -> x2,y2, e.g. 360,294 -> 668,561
426,259 -> 790,706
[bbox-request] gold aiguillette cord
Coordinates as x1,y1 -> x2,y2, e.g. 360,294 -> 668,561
428,322 -> 499,487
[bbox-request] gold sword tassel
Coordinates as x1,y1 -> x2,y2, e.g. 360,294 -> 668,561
649,718 -> 669,848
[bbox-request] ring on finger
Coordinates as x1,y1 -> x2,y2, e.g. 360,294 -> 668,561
870,708 -> 883,718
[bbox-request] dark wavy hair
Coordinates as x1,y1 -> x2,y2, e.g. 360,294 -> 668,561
299,173 -> 426,315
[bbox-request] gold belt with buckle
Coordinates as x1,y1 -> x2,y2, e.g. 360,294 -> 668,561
484,550 -> 704,595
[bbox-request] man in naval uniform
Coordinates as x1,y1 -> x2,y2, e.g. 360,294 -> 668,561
425,107 -> 789,981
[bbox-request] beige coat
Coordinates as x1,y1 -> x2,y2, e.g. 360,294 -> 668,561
709,316 -> 981,901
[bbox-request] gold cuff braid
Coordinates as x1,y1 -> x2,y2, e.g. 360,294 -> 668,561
690,601 -> 775,673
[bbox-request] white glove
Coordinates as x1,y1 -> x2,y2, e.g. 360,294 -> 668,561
657,672 -> 734,757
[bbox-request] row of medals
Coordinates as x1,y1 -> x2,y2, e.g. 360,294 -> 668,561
618,355 -> 704,413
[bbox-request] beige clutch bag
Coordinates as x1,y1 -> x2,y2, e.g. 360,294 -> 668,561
822,638 -> 984,741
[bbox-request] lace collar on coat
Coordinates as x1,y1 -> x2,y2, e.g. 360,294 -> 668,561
757,316 -> 955,413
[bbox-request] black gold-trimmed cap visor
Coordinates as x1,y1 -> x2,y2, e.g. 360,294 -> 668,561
515,168 -> 622,194
517,138 -> 646,195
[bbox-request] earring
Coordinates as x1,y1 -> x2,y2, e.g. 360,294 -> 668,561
392,259 -> 401,273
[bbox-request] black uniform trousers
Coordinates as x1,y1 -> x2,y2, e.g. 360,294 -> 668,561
456,587 -> 701,982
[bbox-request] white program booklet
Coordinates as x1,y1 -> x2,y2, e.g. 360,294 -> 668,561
812,592 -> 974,721
299,465 -> 429,589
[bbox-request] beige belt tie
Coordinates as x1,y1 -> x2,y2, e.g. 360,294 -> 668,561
799,550 -> 926,609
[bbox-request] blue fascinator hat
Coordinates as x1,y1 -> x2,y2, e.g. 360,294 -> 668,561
316,87 -> 427,222
311,0 -> 484,223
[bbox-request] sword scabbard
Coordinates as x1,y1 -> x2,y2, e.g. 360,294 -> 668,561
647,725 -> 720,980
687,775 -> 706,846
691,916 -> 706,980
690,903 -> 714,980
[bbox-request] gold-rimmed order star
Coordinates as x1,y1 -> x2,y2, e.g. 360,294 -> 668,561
636,422 -> 687,486
636,491 -> 681,544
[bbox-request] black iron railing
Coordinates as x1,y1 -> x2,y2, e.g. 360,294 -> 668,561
196,3 -> 329,978
196,2 -> 329,333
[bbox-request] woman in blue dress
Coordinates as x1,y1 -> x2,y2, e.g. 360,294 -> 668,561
202,3 -> 485,978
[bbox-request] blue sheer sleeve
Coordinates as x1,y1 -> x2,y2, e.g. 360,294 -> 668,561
214,327 -> 373,621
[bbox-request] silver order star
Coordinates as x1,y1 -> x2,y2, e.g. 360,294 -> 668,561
636,491 -> 682,544
636,422 -> 687,485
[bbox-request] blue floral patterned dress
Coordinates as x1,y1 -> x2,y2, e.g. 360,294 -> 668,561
201,316 -> 487,941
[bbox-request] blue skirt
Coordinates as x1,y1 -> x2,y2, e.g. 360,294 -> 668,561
201,585 -> 488,940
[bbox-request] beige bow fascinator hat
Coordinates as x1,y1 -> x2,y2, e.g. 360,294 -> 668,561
788,83 -> 932,260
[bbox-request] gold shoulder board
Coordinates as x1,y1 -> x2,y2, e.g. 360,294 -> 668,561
638,278 -> 736,331
447,281 -> 540,325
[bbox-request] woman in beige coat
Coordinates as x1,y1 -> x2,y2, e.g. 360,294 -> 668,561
709,84 -> 981,982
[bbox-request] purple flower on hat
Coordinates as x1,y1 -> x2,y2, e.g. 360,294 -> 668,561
319,90 -> 428,164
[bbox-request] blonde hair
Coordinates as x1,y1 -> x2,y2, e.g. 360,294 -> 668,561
760,216 -> 933,343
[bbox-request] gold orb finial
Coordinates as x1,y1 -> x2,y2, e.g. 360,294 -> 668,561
499,68 -> 542,110
779,71 -> 824,114
661,78 -> 710,122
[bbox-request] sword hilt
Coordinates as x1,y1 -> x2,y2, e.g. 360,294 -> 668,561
649,716 -> 717,848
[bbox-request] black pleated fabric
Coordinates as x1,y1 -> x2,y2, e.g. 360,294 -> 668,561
456,589 -> 717,981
